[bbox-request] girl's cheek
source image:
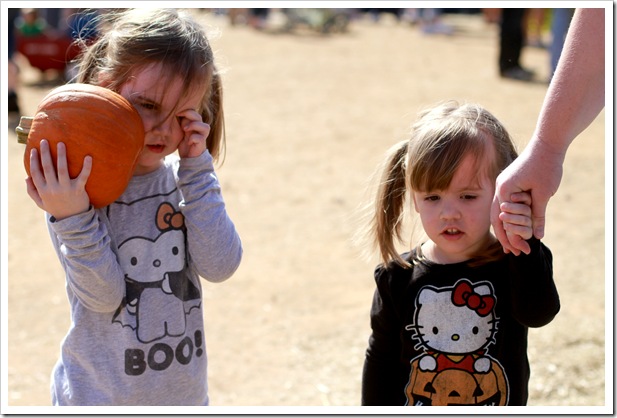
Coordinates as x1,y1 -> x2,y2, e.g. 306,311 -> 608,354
139,114 -> 157,133
173,126 -> 185,146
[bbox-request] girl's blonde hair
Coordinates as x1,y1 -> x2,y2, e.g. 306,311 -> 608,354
74,8 -> 226,162
368,101 -> 518,268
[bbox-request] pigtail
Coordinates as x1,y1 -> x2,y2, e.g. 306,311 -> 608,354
373,140 -> 411,268
203,69 -> 226,164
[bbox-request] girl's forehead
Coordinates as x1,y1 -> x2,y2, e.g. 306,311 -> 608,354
125,63 -> 203,109
127,63 -> 168,87
450,153 -> 492,189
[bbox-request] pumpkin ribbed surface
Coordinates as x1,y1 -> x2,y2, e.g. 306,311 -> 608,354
24,83 -> 145,208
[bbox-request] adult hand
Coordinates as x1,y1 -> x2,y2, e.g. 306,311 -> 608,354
492,8 -> 605,256
491,137 -> 565,255
26,139 -> 92,220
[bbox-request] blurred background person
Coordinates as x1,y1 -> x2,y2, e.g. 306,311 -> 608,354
403,8 -> 453,35
14,8 -> 47,37
498,8 -> 534,81
248,8 -> 270,30
8,8 -> 21,114
525,8 -> 548,48
549,8 -> 575,79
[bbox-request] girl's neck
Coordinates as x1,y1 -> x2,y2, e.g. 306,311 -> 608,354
420,234 -> 498,265
133,160 -> 164,176
420,241 -> 459,264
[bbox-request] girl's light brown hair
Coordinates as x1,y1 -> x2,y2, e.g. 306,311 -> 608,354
368,101 -> 518,268
74,8 -> 226,162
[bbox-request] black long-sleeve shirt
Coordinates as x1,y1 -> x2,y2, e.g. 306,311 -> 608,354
362,238 -> 559,406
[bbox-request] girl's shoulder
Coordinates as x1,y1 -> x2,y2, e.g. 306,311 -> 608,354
374,251 -> 416,287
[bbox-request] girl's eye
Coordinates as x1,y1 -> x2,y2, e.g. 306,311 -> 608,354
139,102 -> 157,110
425,195 -> 439,202
462,194 -> 477,200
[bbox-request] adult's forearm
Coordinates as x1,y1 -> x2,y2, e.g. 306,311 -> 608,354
532,8 -> 605,155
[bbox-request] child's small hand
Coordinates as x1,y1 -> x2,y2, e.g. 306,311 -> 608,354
498,191 -> 533,255
26,139 -> 92,220
176,109 -> 211,159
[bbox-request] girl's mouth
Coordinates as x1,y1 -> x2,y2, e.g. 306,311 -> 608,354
146,144 -> 165,154
442,228 -> 463,240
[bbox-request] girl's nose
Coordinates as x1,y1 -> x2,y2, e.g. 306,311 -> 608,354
152,113 -> 179,136
152,117 -> 173,135
440,203 -> 461,220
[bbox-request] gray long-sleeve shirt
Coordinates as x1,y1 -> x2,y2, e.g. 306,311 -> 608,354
48,151 -> 242,405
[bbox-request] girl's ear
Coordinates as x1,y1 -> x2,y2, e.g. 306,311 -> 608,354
97,71 -> 113,88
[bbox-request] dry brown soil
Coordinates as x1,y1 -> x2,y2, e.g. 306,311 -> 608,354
6,10 -> 607,409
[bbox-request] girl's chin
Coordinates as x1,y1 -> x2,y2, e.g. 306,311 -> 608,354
133,157 -> 165,175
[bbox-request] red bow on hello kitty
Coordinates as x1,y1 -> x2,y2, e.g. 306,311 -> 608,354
452,280 -> 495,317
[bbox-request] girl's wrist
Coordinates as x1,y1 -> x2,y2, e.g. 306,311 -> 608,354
49,205 -> 93,223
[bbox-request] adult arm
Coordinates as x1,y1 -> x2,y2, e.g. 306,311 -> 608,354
492,8 -> 605,254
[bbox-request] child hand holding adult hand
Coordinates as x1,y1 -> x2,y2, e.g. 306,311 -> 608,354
491,138 -> 564,256
496,190 -> 536,255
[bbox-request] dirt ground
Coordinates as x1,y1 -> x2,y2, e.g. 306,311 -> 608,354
5,9 -> 608,410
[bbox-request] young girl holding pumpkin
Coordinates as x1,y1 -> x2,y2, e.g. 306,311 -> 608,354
359,101 -> 560,406
25,9 -> 242,406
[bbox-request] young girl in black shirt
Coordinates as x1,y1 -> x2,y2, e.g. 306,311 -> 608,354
360,101 -> 560,406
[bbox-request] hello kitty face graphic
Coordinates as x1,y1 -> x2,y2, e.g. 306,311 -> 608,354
407,279 -> 498,355
404,279 -> 509,406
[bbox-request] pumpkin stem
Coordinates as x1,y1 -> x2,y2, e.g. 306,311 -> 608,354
16,116 -> 33,144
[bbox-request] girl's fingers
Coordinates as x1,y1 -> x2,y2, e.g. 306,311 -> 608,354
178,109 -> 210,136
509,191 -> 532,205
176,110 -> 210,158
495,193 -> 533,256
505,231 -> 530,254
499,207 -> 532,226
56,142 -> 70,184
29,148 -> 45,187
188,131 -> 206,146
76,156 -> 93,188
504,222 -> 533,241
500,210 -> 533,252
39,139 -> 58,182
25,177 -> 43,209
491,196 -> 514,254
500,201 -> 531,217
183,120 -> 210,140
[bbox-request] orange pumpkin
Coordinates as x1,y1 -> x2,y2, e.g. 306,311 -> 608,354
23,83 -> 145,208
